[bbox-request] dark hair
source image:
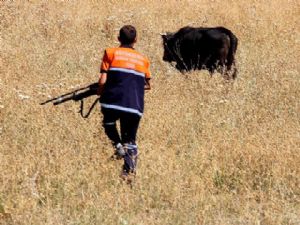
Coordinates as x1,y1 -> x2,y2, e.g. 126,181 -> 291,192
119,25 -> 137,45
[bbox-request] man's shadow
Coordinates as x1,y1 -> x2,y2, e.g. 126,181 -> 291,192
40,82 -> 99,118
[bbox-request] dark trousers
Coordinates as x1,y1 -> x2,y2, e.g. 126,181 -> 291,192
101,108 -> 141,145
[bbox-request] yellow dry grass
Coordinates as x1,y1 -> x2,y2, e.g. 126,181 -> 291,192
0,0 -> 299,224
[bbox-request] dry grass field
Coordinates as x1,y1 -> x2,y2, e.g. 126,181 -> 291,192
1,0 -> 299,224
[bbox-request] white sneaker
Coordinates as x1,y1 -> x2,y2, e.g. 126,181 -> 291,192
115,143 -> 125,157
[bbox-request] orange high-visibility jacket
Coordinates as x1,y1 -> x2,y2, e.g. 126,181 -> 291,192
99,47 -> 151,116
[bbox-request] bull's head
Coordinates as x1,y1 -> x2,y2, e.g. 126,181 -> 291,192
161,32 -> 176,62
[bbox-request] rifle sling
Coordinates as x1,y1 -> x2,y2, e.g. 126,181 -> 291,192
79,97 -> 99,118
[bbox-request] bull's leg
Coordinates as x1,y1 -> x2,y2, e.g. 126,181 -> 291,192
220,65 -> 227,78
224,62 -> 237,79
204,56 -> 215,76
218,47 -> 231,79
232,67 -> 237,79
175,61 -> 186,72
214,59 -> 225,75
174,55 -> 189,72
208,66 -> 215,76
184,58 -> 193,71
231,63 -> 237,79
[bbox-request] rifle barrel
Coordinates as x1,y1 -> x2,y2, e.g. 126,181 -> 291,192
39,85 -> 90,105
53,95 -> 75,105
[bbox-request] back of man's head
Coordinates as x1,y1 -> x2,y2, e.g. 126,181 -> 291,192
119,25 -> 137,45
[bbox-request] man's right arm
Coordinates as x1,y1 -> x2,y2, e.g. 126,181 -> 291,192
98,49 -> 111,95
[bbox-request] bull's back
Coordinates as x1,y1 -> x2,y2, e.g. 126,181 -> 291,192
180,28 -> 228,55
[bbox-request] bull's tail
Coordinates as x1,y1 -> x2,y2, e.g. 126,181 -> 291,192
217,27 -> 238,78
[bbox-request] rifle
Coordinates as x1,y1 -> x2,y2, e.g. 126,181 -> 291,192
40,82 -> 99,118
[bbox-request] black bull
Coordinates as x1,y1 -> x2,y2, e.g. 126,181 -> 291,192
162,26 -> 238,79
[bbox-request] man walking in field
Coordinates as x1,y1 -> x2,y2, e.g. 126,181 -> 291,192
97,25 -> 151,179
